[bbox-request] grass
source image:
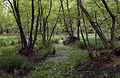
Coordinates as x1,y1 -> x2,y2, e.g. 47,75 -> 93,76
0,46 -> 17,56
0,34 -> 119,78
0,35 -> 19,47
75,38 -> 105,50
23,44 -> 88,78
0,55 -> 23,71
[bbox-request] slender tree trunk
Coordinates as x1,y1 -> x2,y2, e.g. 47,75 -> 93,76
28,0 -> 35,53
79,0 -> 109,49
43,18 -> 46,46
8,0 -> 27,50
39,6 -> 43,35
26,13 -> 30,34
48,7 -> 61,46
47,22 -> 49,41
42,0 -> 52,46
77,0 -> 87,48
77,0 -> 80,39
95,11 -> 97,50
60,0 -> 69,34
32,0 -> 41,49
82,12 -> 93,60
66,0 -> 73,38
101,0 -> 116,49
80,25 -> 87,48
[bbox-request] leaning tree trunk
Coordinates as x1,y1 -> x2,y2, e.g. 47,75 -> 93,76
82,11 -> 93,60
79,0 -> 109,49
101,0 -> 116,49
8,0 -> 28,50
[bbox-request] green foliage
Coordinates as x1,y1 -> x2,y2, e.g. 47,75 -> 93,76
75,36 -> 105,50
0,74 -> 14,78
24,44 -> 88,78
0,36 -> 18,47
0,56 -> 23,71
51,39 -> 59,44
8,56 -> 23,70
76,40 -> 86,49
0,46 -> 17,56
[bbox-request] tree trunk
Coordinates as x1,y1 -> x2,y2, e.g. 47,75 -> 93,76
60,0 -> 69,34
101,0 -> 116,49
8,0 -> 28,50
43,18 -> 46,46
66,0 -> 73,38
82,12 -> 93,60
48,7 -> 61,46
79,0 -> 109,49
95,11 -> 97,50
32,0 -> 41,49
28,0 -> 35,53
47,22 -> 49,41
77,0 -> 80,39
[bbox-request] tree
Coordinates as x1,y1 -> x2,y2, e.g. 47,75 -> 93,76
79,0 -> 109,49
8,0 -> 41,55
101,0 -> 116,49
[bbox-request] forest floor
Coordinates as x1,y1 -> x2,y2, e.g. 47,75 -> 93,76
24,42 -> 88,78
23,41 -> 120,78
